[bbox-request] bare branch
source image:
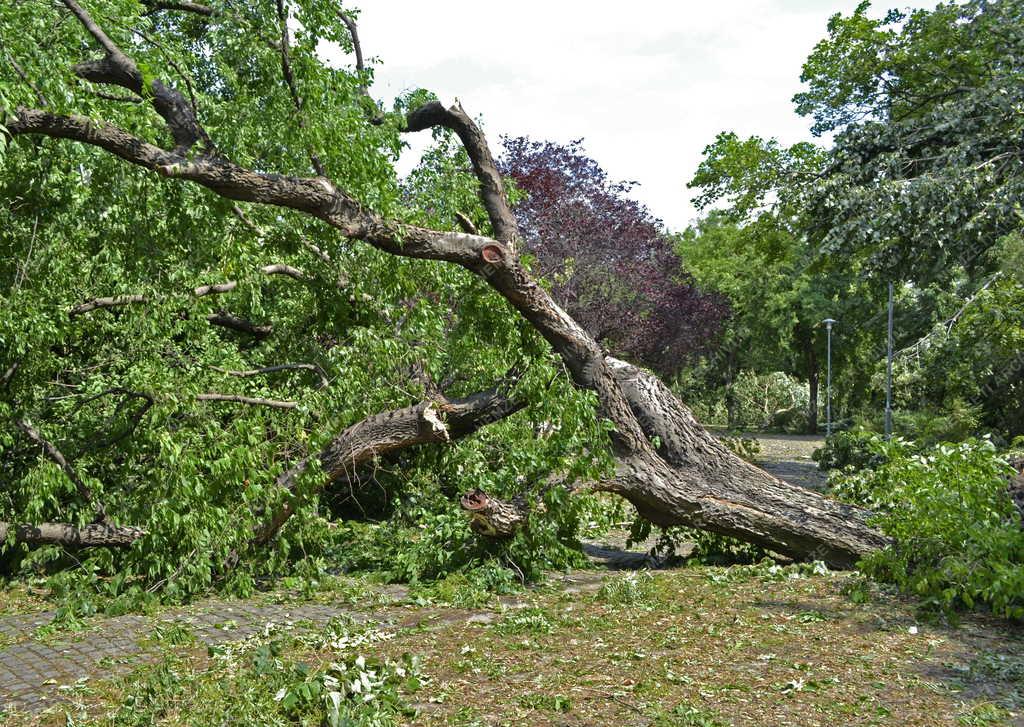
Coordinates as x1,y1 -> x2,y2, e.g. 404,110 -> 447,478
260,263 -> 306,281
71,388 -> 154,450
1,361 -> 20,389
405,100 -> 521,251
2,42 -> 49,107
455,211 -> 478,235
335,9 -> 383,125
197,393 -> 298,409
211,362 -> 329,390
0,521 -> 145,548
275,0 -> 326,176
194,280 -> 238,297
206,311 -> 273,338
14,418 -> 107,522
253,382 -> 525,545
337,11 -> 364,74
68,294 -> 148,317
140,1 -> 215,16
61,0 -> 207,153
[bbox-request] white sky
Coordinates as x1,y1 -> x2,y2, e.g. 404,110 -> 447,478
346,0 -> 863,232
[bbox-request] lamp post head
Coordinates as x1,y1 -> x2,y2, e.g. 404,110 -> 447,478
822,318 -> 837,331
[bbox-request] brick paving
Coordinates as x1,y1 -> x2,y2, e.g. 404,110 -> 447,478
0,571 -> 620,716
0,600 -> 383,715
0,438 -> 822,718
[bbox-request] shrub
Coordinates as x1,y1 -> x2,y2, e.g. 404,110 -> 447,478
830,437 -> 1024,618
813,430 -> 886,472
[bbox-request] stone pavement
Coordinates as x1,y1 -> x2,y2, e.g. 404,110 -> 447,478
0,599 -> 382,715
0,436 -> 823,718
0,569 -> 622,717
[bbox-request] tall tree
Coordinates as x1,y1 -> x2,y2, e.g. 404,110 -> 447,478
500,137 -> 728,377
798,0 -> 1024,283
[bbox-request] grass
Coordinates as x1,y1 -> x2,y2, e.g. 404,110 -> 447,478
3,563 -> 1023,726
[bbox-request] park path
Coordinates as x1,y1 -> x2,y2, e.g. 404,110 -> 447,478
0,431 -> 825,717
746,431 -> 827,491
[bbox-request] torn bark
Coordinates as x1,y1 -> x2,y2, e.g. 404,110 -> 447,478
253,384 -> 525,545
460,489 -> 529,538
0,521 -> 145,548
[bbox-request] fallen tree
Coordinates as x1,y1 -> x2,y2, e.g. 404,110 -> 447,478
0,0 -> 888,571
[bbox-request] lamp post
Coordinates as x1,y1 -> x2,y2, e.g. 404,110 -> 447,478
822,318 -> 837,437
885,282 -> 894,440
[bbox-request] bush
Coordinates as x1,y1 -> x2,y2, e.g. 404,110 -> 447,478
830,437 -> 1024,619
813,430 -> 886,472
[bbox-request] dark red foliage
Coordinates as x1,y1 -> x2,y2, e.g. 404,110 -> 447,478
500,137 -> 728,376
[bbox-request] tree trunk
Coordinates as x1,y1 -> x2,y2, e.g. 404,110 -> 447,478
603,359 -> 888,567
0,522 -> 145,548
465,359 -> 888,568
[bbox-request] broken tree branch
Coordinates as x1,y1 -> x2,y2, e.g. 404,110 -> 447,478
13,418 -> 107,523
210,362 -> 329,390
253,381 -> 525,545
196,393 -> 298,409
194,281 -> 238,297
206,311 -> 273,338
140,1 -> 215,17
0,521 -> 145,548
68,295 -> 148,317
260,263 -> 306,281
405,100 -> 521,251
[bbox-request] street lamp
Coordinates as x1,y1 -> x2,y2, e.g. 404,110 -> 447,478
822,318 -> 837,437
885,282 -> 894,440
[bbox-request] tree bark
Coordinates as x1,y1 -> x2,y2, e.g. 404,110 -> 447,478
462,358 -> 890,568
0,522 -> 145,548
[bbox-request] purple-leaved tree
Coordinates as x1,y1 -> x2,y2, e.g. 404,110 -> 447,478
501,138 -> 728,377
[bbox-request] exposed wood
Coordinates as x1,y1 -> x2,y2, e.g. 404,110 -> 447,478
0,521 -> 145,548
253,383 -> 525,545
460,489 -> 529,537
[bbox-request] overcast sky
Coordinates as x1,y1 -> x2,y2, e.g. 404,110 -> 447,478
346,0 -> 863,232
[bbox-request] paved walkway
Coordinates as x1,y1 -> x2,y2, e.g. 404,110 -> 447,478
747,432 -> 827,491
0,569 -> 621,716
0,432 -> 825,718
